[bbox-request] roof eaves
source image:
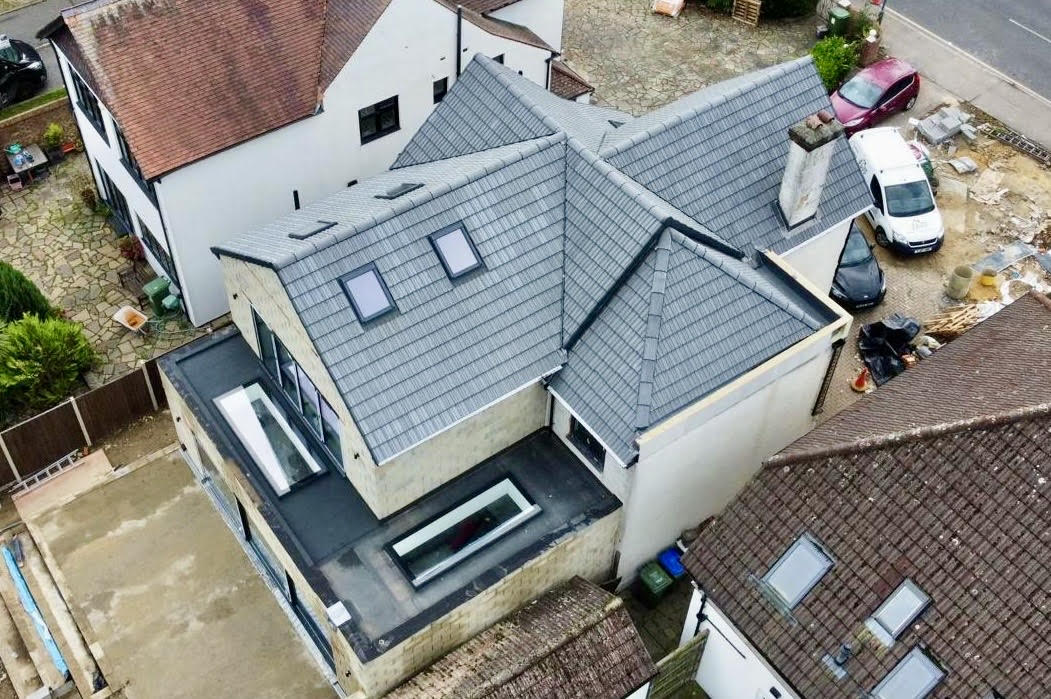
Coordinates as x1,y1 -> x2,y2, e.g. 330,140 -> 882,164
598,55 -> 814,160
767,401 -> 1051,467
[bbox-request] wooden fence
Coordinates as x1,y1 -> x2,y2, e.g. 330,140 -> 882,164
0,359 -> 166,488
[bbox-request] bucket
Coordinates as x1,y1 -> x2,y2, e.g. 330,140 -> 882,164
946,265 -> 974,299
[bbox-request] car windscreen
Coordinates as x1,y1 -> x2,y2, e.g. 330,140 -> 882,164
838,76 -> 882,109
885,180 -> 935,217
840,229 -> 871,266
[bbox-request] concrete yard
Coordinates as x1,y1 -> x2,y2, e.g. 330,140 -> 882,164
23,448 -> 334,699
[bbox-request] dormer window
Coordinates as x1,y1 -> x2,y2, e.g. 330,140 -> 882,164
340,263 -> 396,323
429,223 -> 482,279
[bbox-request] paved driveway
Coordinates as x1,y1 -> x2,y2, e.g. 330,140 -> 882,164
0,0 -> 67,95
25,448 -> 334,699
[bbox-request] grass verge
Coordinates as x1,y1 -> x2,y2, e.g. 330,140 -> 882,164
0,87 -> 68,122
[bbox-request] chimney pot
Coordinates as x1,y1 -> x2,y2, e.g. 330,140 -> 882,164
817,109 -> 834,123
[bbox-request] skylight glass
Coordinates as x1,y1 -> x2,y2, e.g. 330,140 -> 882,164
389,478 -> 541,587
873,647 -> 945,699
214,382 -> 324,497
430,224 -> 482,279
763,534 -> 833,609
340,264 -> 395,323
866,579 -> 930,645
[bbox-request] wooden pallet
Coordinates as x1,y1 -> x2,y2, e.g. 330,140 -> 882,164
732,0 -> 761,25
923,304 -> 983,340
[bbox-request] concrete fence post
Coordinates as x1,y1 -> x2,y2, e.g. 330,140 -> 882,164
142,364 -> 159,411
69,396 -> 92,446
0,432 -> 20,481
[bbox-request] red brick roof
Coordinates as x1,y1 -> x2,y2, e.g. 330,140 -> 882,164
550,60 -> 593,100
386,577 -> 656,698
682,293 -> 1051,698
46,0 -> 544,179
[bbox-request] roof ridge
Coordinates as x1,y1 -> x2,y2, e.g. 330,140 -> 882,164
767,401 -> 1051,467
476,54 -> 565,134
254,133 -> 566,268
597,55 -> 814,160
634,229 -> 672,430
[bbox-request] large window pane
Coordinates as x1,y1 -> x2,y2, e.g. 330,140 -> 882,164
296,365 -> 322,434
390,479 -> 540,587
215,382 -> 324,496
254,312 -> 278,377
321,398 -> 342,466
275,339 -> 299,403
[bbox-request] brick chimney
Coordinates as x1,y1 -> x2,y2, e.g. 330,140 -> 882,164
778,110 -> 844,228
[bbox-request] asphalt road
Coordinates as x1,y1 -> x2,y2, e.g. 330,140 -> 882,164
1,0 -> 69,97
892,0 -> 1051,102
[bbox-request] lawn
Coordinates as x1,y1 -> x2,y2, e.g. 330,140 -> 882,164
0,87 -> 67,122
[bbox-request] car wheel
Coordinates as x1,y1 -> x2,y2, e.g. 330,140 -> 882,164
875,227 -> 890,247
904,95 -> 917,111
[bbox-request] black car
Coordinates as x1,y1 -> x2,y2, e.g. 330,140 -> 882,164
831,224 -> 886,311
0,37 -> 47,109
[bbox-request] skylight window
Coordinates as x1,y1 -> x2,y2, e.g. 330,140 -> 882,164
872,647 -> 945,699
762,534 -> 833,609
214,382 -> 324,497
865,579 -> 930,645
340,263 -> 395,323
429,224 -> 482,279
288,220 -> 337,241
389,478 -> 541,587
375,182 -> 422,200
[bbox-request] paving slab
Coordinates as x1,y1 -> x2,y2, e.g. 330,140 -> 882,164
23,449 -> 333,699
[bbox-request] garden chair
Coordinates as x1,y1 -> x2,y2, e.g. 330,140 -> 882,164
7,174 -> 22,191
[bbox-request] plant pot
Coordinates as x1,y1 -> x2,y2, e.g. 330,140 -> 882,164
60,141 -> 77,155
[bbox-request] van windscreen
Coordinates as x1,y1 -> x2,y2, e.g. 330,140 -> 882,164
885,181 -> 935,217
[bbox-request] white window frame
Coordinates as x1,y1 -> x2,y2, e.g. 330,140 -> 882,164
872,647 -> 945,699
762,534 -> 834,609
390,478 -> 541,587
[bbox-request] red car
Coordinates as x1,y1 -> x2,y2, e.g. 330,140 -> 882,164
831,58 -> 920,135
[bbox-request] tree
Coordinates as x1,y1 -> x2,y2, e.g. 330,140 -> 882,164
0,315 -> 95,414
0,261 -> 52,323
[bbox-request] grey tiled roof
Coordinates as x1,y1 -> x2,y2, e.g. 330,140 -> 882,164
551,229 -> 823,463
603,56 -> 872,256
215,55 -> 861,466
394,55 -> 629,168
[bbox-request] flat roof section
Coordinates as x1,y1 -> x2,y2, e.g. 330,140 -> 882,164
161,327 -> 620,663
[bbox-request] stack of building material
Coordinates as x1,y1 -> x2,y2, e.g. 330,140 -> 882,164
917,106 -> 972,145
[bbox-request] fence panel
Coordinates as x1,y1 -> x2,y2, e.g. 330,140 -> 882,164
1,401 -> 84,479
76,370 -> 155,440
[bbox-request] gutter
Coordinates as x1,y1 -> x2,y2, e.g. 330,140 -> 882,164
456,6 -> 463,77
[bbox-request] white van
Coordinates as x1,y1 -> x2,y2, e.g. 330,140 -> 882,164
849,127 -> 944,254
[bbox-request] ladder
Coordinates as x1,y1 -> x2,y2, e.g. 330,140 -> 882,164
732,0 -> 761,25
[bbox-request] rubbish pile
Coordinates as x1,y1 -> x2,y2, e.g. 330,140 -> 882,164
856,314 -> 942,387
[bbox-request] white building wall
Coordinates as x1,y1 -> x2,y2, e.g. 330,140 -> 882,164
491,0 -> 565,51
681,594 -> 798,699
59,0 -> 555,325
614,340 -> 836,581
782,217 -> 854,294
549,393 -> 634,504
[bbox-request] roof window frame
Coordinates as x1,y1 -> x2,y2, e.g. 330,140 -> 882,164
339,262 -> 397,324
428,222 -> 483,280
872,646 -> 946,699
762,533 -> 834,610
866,578 -> 931,645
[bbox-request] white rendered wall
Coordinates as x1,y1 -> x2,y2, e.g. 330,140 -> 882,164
69,0 -> 554,325
681,595 -> 798,699
549,393 -> 635,504
491,0 -> 566,51
782,217 -> 854,294
614,340 -> 835,581
55,46 -> 177,306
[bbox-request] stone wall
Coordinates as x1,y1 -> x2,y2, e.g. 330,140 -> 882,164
0,96 -> 77,175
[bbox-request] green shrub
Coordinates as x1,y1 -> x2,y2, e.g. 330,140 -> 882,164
811,36 -> 859,92
847,11 -> 876,41
41,122 -> 65,151
0,261 -> 52,323
762,0 -> 816,19
706,0 -> 733,13
0,315 -> 95,413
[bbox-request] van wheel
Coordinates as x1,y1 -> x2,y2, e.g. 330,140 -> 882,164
875,227 -> 890,247
904,96 -> 917,111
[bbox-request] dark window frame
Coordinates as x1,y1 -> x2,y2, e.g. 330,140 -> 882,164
252,308 -> 343,468
97,164 -> 132,235
428,222 -> 484,280
113,121 -> 155,202
358,96 -> 400,144
339,262 -> 397,324
433,77 -> 448,104
568,416 -> 605,470
136,215 -> 175,280
70,69 -> 107,142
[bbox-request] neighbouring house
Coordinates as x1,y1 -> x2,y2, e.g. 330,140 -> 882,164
158,55 -> 867,695
677,291 -> 1051,699
38,0 -> 579,326
387,577 -> 656,697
